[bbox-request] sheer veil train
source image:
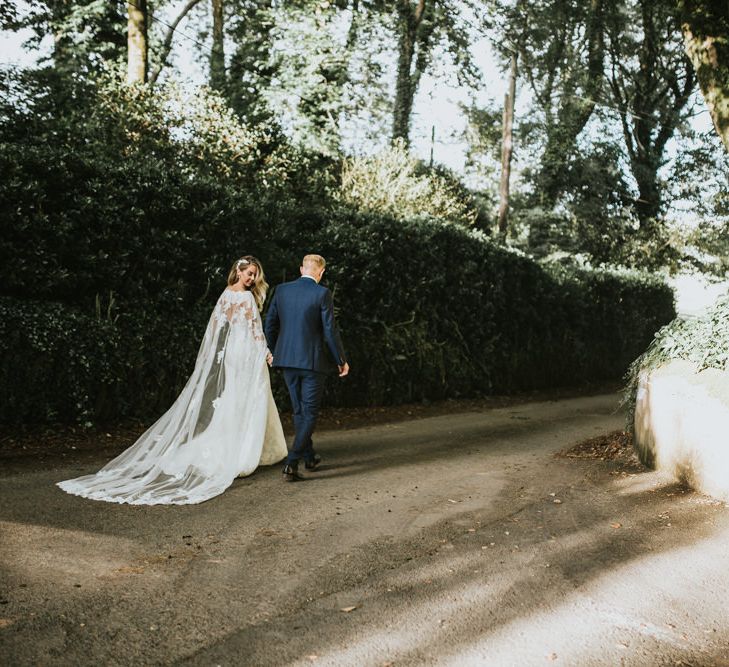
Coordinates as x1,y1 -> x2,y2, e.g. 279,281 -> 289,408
58,284 -> 287,505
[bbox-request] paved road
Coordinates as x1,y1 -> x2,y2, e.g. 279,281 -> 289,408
2,394 -> 729,666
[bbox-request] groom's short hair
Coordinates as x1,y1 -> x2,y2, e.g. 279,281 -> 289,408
302,254 -> 326,270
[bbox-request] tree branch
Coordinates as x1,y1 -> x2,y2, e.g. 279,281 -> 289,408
149,0 -> 204,85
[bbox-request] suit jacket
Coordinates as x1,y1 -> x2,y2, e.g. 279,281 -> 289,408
264,277 -> 346,373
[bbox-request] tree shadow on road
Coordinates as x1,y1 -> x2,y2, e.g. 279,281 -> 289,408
179,469 -> 729,666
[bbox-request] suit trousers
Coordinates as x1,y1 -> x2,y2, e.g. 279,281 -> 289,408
282,368 -> 326,466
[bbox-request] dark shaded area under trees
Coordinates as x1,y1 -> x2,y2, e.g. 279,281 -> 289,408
0,71 -> 674,424
4,0 -> 728,425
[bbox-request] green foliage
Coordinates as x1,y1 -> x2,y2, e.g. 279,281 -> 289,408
0,296 -> 211,424
0,3 -> 19,29
315,213 -> 675,406
460,101 -> 502,192
491,0 -> 606,204
0,68 -> 676,424
19,0 -> 126,74
340,140 -> 479,226
226,0 -> 279,125
267,2 -> 350,156
0,68 -> 331,307
0,297 -> 121,423
667,129 -> 729,276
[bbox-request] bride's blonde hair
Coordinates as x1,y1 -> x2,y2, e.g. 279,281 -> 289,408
227,255 -> 268,309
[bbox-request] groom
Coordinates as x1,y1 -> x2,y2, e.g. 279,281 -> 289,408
264,254 -> 349,481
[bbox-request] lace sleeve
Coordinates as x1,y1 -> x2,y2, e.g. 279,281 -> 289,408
241,292 -> 266,343
216,291 -> 266,344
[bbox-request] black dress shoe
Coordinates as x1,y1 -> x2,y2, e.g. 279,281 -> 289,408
282,464 -> 303,482
304,455 -> 322,471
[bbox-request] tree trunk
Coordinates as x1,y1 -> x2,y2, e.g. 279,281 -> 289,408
210,0 -> 226,93
392,0 -> 425,145
127,0 -> 148,83
498,51 -> 518,237
679,1 -> 729,152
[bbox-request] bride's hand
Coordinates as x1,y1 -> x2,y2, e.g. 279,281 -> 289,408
266,351 -> 273,366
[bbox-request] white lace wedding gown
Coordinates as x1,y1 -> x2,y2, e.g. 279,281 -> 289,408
57,288 -> 287,505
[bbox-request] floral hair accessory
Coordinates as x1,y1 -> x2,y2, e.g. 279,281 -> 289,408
237,259 -> 250,268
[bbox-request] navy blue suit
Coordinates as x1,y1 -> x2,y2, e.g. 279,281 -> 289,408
264,277 -> 346,466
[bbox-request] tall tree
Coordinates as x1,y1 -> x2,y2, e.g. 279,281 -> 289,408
539,0 -> 604,204
497,0 -> 606,206
262,1 -> 351,155
607,0 -> 695,229
678,0 -> 729,151
247,0 -> 390,155
226,0 -> 278,123
391,0 -> 479,145
127,0 -> 148,83
497,50 -> 517,235
392,0 -> 429,144
210,0 -> 226,92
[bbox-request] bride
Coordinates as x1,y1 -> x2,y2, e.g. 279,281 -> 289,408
57,256 -> 287,505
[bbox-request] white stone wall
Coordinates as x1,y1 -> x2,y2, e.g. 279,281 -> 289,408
634,359 -> 729,500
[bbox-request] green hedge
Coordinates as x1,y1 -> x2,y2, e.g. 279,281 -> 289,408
0,69 -> 677,423
314,213 -> 675,406
0,297 -> 210,423
0,211 -> 676,423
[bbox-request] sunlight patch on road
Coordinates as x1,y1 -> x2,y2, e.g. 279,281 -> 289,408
438,536 -> 729,665
611,471 -> 675,496
0,520 -> 141,582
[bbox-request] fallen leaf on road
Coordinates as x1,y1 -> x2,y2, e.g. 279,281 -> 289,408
553,499 -> 562,504
610,522 -> 622,529
447,499 -> 458,504
0,619 -> 13,629
340,606 -> 357,613
307,655 -> 318,662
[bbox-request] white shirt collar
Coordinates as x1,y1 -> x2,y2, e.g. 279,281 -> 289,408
301,275 -> 318,282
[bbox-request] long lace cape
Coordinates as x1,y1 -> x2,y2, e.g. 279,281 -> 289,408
57,289 -> 287,505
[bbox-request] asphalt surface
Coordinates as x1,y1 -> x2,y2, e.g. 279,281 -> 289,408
2,393 -> 729,666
